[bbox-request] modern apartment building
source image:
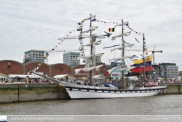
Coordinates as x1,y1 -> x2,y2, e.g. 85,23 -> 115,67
63,52 -> 80,67
86,56 -> 101,64
179,71 -> 182,76
159,63 -> 178,78
24,50 -> 47,64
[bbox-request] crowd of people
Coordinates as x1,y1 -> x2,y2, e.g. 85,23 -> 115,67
0,78 -> 54,84
1,78 -> 182,86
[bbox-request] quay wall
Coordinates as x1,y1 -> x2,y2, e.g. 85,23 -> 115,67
159,83 -> 182,95
0,84 -> 70,103
0,83 -> 182,103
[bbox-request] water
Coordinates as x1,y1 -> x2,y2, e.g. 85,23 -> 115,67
0,95 -> 182,115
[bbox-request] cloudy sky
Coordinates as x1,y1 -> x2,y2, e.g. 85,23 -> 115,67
0,0 -> 182,70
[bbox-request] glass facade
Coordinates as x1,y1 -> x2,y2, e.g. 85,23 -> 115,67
159,63 -> 178,78
63,52 -> 80,67
24,50 -> 46,63
86,56 -> 101,64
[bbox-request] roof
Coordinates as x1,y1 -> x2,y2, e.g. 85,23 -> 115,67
63,52 -> 80,54
0,73 -> 8,78
24,50 -> 46,53
8,74 -> 42,78
0,73 -> 7,77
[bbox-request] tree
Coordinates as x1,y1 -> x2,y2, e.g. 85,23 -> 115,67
109,77 -> 113,81
116,77 -> 118,80
163,77 -> 167,81
125,77 -> 129,81
78,77 -> 82,80
65,76 -> 69,81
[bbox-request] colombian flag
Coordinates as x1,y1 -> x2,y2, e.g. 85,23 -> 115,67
109,28 -> 114,32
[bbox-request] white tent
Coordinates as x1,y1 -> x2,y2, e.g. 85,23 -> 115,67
93,75 -> 105,82
8,74 -> 43,79
125,76 -> 139,81
0,73 -> 7,81
53,74 -> 76,80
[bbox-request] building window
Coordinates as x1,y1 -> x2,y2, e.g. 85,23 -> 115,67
8,62 -> 11,68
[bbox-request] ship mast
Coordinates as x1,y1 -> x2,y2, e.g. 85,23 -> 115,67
89,13 -> 93,84
142,33 -> 145,85
121,19 -> 126,89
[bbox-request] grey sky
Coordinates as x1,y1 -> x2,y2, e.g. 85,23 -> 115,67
0,0 -> 182,70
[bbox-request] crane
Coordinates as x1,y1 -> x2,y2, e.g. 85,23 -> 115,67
126,49 -> 162,64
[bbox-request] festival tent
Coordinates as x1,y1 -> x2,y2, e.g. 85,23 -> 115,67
0,73 -> 8,81
125,76 -> 139,81
8,74 -> 42,78
93,75 -> 105,82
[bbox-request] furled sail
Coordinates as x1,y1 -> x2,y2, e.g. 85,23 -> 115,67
111,44 -> 134,52
116,67 -> 127,72
107,66 -> 135,74
75,65 -> 104,75
109,55 -> 136,62
78,40 -> 102,51
79,26 -> 98,36
111,31 -> 131,41
77,53 -> 104,60
107,66 -> 118,74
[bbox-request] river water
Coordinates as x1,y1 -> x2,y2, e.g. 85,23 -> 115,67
0,95 -> 182,115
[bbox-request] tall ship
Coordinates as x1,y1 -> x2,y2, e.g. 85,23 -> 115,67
32,14 -> 166,99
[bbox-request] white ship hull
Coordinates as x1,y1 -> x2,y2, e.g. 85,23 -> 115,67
65,86 -> 165,99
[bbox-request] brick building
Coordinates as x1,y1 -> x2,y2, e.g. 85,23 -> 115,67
0,60 -> 110,78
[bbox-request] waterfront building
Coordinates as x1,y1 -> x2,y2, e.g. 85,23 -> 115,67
63,52 -> 80,67
0,60 -> 111,78
159,63 -> 178,79
24,50 -> 47,64
179,71 -> 182,76
86,56 -> 101,64
152,64 -> 160,77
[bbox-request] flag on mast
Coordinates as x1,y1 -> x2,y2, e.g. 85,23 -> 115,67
109,28 -> 114,32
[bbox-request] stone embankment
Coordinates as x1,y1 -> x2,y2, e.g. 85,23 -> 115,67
0,84 -> 70,103
159,83 -> 182,95
0,83 -> 181,103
